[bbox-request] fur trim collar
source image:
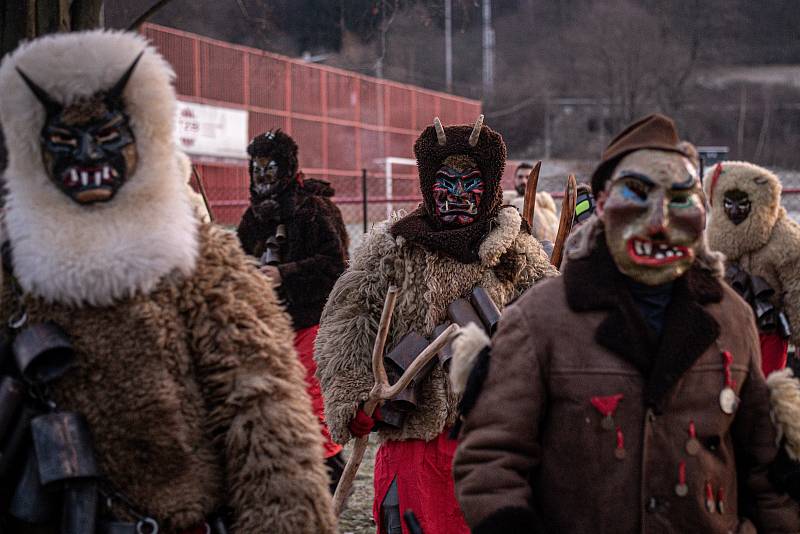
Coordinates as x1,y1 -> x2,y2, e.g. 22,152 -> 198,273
449,322 -> 490,396
389,206 -> 521,265
767,368 -> 800,461
0,31 -> 198,306
564,235 -> 723,409
705,161 -> 782,260
478,207 -> 521,266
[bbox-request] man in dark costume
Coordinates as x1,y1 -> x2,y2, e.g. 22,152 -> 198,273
237,130 -> 349,491
453,114 -> 800,533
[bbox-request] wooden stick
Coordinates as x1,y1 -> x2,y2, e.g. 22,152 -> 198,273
191,166 -> 215,223
370,286 -> 399,392
522,161 -> 542,234
333,286 -> 399,516
550,174 -> 577,269
333,289 -> 460,516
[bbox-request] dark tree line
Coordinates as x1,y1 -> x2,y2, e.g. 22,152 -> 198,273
7,0 -> 800,168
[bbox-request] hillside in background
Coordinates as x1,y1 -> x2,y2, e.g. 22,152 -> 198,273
107,0 -> 800,167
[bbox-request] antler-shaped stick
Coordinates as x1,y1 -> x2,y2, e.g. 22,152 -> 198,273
550,174 -> 577,269
522,161 -> 542,234
333,286 -> 460,516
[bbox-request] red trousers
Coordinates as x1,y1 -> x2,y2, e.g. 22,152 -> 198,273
373,431 -> 469,534
760,332 -> 789,377
295,325 -> 342,458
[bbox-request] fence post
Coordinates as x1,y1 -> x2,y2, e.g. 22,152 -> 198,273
362,168 -> 368,234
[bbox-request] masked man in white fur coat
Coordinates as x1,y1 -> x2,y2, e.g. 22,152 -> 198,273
314,116 -> 556,534
0,31 -> 336,533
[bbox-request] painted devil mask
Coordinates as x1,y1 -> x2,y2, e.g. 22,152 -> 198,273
432,155 -> 484,226
599,149 -> 705,286
247,130 -> 298,202
18,54 -> 141,205
250,156 -> 286,199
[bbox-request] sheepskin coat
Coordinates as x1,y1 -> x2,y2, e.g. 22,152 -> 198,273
705,161 -> 800,346
454,230 -> 800,534
0,30 -> 336,534
237,178 -> 349,329
503,190 -> 559,242
1,226 -> 337,534
315,206 -> 556,445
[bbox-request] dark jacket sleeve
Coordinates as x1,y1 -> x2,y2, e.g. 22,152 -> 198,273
236,207 -> 260,256
453,303 -> 547,532
732,320 -> 800,533
278,197 -> 347,308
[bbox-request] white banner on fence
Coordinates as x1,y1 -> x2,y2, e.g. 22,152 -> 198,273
175,101 -> 249,160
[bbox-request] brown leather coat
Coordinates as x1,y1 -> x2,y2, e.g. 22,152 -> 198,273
454,236 -> 800,534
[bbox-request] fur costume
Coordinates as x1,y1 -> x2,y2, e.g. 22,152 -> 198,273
316,117 -> 555,534
504,189 -> 559,242
237,132 -> 348,330
704,161 -> 800,366
0,31 -> 335,533
236,130 -> 349,485
316,206 -> 554,445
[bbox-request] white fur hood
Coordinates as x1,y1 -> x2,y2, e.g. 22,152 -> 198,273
0,30 -> 198,306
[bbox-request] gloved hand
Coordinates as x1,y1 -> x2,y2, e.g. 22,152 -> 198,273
349,405 -> 381,438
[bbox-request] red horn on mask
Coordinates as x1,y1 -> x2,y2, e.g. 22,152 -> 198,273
709,163 -> 723,206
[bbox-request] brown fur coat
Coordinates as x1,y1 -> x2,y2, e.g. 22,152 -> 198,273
314,207 -> 557,445
1,225 -> 337,534
705,161 -> 800,346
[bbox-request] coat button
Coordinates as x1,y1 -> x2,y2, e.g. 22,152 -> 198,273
647,497 -> 658,513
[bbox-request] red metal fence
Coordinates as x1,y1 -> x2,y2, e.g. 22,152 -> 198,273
142,24 -> 482,228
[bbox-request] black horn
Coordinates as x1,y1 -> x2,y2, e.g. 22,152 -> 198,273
16,67 -> 62,117
106,51 -> 144,105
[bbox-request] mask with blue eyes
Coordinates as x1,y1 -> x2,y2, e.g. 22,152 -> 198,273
599,149 -> 705,286
432,165 -> 485,226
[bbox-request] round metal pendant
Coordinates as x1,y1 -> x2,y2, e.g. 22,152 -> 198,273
675,483 -> 689,497
614,448 -> 626,460
601,415 -> 615,431
719,387 -> 738,415
685,438 -> 701,456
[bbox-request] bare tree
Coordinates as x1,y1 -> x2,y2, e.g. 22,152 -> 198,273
567,0 -> 700,132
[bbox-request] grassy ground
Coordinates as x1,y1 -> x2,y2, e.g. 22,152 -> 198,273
338,437 -> 379,534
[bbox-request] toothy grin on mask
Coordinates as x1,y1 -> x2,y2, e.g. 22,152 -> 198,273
60,164 -> 118,203
442,200 -> 478,215
626,237 -> 691,266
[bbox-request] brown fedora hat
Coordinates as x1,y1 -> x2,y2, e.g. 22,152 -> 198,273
591,113 -> 689,196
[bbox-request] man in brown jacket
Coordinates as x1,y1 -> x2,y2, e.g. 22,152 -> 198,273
453,114 -> 800,533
